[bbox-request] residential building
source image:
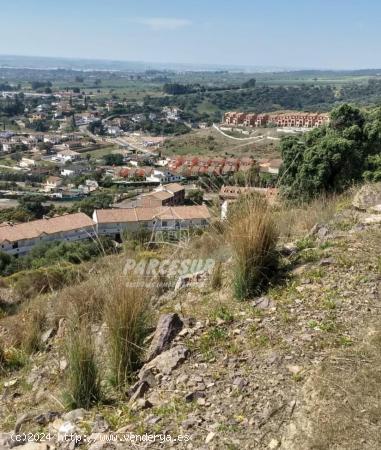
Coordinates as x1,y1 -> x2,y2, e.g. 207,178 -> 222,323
224,111 -> 330,128
55,149 -> 81,163
146,169 -> 182,184
0,212 -> 96,256
154,183 -> 185,205
93,205 -> 211,240
45,176 -> 63,192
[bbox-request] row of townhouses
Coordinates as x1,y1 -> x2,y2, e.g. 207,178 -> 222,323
224,111 -> 330,128
0,205 -> 211,256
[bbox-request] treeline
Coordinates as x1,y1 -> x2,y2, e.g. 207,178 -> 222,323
153,79 -> 381,122
0,83 -> 20,92
279,104 -> 381,200
162,82 -> 247,95
0,95 -> 25,116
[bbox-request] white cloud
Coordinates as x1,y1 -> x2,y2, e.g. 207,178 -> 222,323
135,17 -> 192,31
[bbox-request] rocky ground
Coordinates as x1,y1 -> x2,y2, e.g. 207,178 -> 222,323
0,185 -> 381,450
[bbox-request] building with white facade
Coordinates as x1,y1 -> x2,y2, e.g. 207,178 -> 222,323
0,213 -> 96,256
93,205 -> 210,240
146,169 -> 182,184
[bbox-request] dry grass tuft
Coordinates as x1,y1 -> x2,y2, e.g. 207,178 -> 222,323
65,319 -> 101,409
22,308 -> 46,354
227,194 -> 278,300
275,192 -> 353,240
104,274 -> 152,388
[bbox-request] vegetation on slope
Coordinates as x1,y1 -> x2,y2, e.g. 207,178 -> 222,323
279,104 -> 381,200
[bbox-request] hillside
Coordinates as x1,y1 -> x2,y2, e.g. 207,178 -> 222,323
0,185 -> 380,449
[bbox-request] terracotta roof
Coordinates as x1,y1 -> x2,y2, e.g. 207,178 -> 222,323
142,191 -> 173,201
94,205 -> 210,224
160,183 -> 184,193
57,149 -> 80,156
0,213 -> 95,244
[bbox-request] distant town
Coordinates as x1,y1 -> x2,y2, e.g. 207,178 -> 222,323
0,63 -> 370,255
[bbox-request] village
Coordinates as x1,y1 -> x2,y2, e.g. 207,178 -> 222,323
0,86 -> 330,255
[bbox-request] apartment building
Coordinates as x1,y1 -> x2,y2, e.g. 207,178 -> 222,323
93,205 -> 211,240
0,213 -> 96,256
224,111 -> 330,128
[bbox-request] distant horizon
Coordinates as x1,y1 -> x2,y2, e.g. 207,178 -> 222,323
1,0 -> 381,71
1,54 -> 381,74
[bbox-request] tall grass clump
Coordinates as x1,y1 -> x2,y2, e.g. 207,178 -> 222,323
227,194 -> 278,300
65,320 -> 101,409
104,274 -> 151,388
22,309 -> 46,354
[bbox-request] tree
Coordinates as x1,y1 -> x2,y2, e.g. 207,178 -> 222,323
103,154 -> 124,166
278,104 -> 372,200
242,78 -> 256,89
186,189 -> 204,205
19,195 -> 51,219
88,120 -> 105,135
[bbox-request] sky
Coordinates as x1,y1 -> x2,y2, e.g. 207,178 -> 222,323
0,0 -> 380,70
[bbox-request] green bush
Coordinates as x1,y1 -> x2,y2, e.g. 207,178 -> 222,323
9,264 -> 85,299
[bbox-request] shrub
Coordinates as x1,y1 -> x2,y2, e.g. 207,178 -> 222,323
104,274 -> 151,388
65,320 -> 101,409
9,264 -> 85,299
227,195 -> 278,300
122,227 -> 152,249
56,277 -> 107,324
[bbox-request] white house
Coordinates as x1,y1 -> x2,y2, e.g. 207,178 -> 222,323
146,169 -> 182,184
0,213 -> 96,256
19,157 -> 37,168
45,176 -> 63,192
55,149 -> 81,163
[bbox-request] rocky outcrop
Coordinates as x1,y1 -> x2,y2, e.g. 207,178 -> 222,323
353,182 -> 381,211
145,313 -> 183,362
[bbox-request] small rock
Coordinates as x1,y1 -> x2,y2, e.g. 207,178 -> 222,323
34,411 -> 60,426
253,297 -> 275,310
146,313 -> 183,362
62,408 -> 86,422
91,415 -> 110,433
205,432 -> 216,444
4,379 -> 18,388
129,381 -> 150,404
287,365 -> 302,375
14,413 -> 33,433
176,374 -> 189,384
185,391 -> 206,403
181,416 -> 200,430
138,398 -> 153,409
41,328 -> 56,345
59,359 -> 68,371
268,438 -> 280,449
233,377 -> 247,390
319,257 -> 336,266
140,345 -> 189,376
